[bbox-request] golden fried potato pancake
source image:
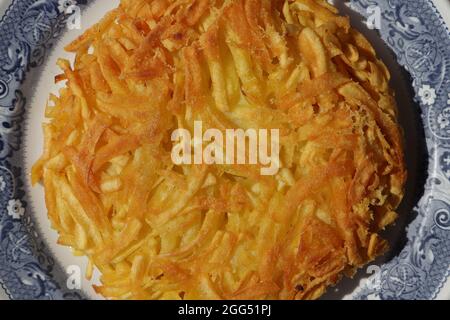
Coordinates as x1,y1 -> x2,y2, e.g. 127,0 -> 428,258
32,0 -> 406,300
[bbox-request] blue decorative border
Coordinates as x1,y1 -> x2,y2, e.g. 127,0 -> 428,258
350,0 -> 450,300
0,0 -> 84,300
0,0 -> 448,300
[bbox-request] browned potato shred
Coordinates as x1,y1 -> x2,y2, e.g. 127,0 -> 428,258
32,0 -> 406,300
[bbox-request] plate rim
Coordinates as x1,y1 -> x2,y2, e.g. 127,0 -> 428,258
0,0 -> 449,300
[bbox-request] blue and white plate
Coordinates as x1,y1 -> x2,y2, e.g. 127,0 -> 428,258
0,0 -> 449,300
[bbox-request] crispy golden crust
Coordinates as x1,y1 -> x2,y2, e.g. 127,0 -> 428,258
32,0 -> 406,300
